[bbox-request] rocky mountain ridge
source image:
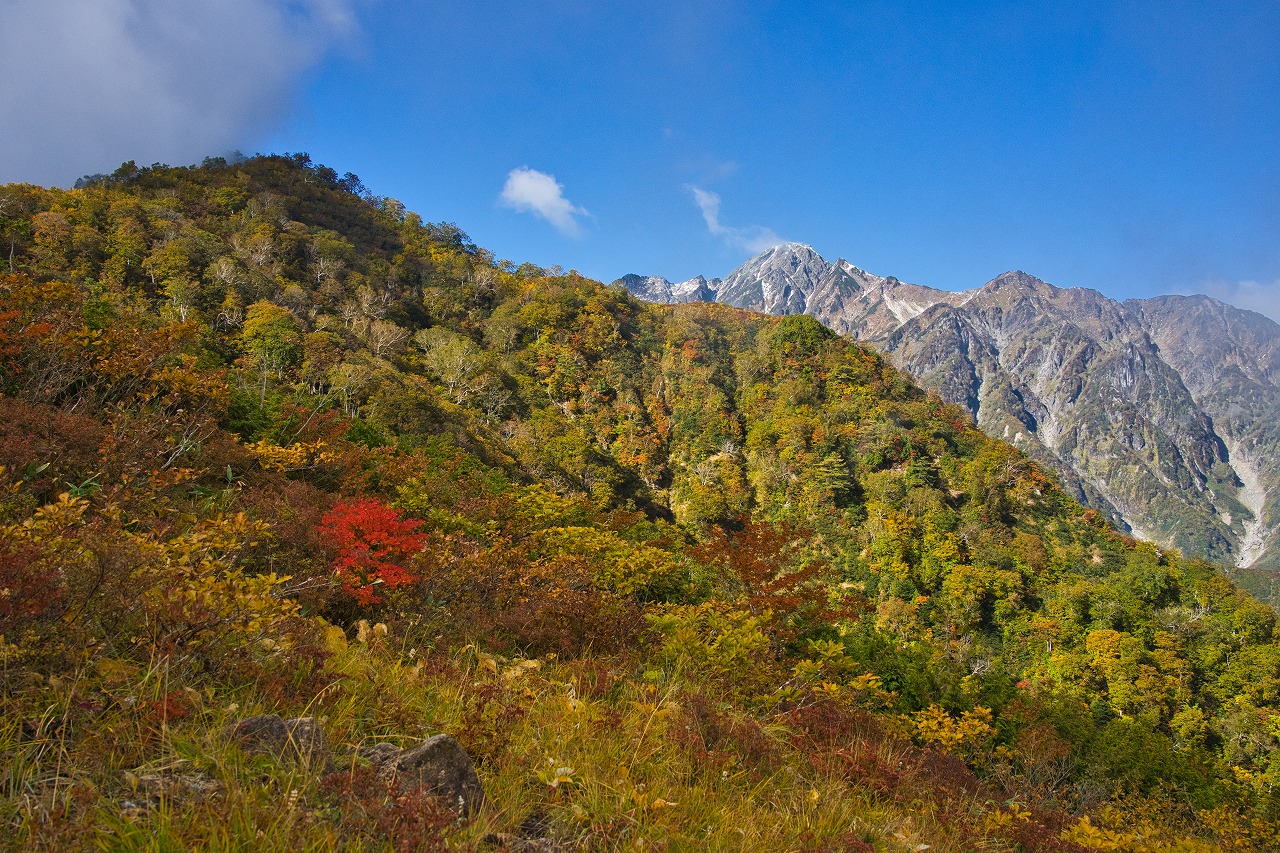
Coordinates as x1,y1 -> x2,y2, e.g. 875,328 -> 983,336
617,244 -> 1280,601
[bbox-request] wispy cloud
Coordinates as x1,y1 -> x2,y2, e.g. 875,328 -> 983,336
1194,278 -> 1280,323
0,0 -> 361,186
688,185 -> 782,253
499,166 -> 590,236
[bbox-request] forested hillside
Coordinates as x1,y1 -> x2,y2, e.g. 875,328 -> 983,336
2,155 -> 1279,850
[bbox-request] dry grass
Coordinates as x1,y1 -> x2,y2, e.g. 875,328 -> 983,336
0,628 -> 1237,852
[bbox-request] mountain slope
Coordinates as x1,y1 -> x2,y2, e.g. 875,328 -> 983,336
1129,295 -> 1280,592
618,247 -> 1280,601
5,156 -> 1280,848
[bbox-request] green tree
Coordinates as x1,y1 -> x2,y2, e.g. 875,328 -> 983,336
241,300 -> 302,404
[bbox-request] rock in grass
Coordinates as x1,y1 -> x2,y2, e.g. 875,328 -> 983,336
283,717 -> 330,766
227,715 -> 331,768
357,741 -> 404,766
360,734 -> 484,816
227,714 -> 288,753
482,834 -> 569,851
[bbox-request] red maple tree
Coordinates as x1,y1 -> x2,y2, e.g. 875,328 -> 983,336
320,498 -> 426,605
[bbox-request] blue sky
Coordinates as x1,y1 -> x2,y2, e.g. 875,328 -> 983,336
4,1 -> 1280,316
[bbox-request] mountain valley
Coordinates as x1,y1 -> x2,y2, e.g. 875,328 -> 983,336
619,245 -> 1280,603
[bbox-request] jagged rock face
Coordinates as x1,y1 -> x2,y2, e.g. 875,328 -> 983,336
617,246 -> 1280,599
889,283 -> 1238,563
1128,295 -> 1280,586
715,243 -> 837,315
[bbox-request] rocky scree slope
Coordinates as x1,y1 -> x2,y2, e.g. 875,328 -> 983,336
618,244 -> 1280,602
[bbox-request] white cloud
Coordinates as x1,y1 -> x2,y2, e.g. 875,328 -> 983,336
688,185 -> 782,253
1195,278 -> 1280,323
499,166 -> 590,236
0,0 -> 360,186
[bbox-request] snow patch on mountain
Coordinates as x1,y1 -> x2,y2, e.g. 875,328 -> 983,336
1228,440 -> 1269,569
882,292 -> 936,323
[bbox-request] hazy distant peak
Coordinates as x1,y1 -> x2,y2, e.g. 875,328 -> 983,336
1132,293 -> 1279,327
612,272 -> 719,304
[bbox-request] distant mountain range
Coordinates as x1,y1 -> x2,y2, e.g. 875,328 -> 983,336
617,243 -> 1280,602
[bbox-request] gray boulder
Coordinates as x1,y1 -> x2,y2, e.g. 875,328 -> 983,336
361,734 -> 484,816
227,715 -> 331,768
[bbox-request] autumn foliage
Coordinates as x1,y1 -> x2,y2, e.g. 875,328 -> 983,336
320,497 -> 426,605
0,154 -> 1278,850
